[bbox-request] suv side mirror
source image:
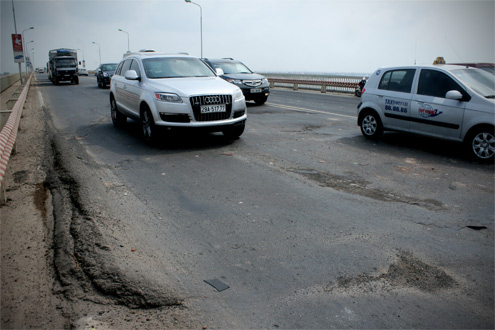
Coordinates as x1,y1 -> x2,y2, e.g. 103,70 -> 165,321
445,90 -> 463,100
125,70 -> 140,81
215,68 -> 224,76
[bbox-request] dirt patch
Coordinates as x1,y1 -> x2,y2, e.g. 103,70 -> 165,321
33,182 -> 49,219
12,170 -> 29,183
1,81 -> 68,329
332,251 -> 456,294
1,80 -> 200,329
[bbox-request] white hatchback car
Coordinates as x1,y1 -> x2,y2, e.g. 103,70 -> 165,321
357,65 -> 495,161
109,51 -> 246,143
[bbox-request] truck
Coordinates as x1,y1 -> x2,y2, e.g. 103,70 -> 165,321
48,48 -> 79,85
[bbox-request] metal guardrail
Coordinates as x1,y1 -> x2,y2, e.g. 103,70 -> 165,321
0,73 -> 33,204
263,74 -> 363,94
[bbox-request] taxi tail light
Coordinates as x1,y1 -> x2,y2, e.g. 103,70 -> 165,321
362,88 -> 366,94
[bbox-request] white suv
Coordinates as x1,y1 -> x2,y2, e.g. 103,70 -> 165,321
357,65 -> 495,161
109,51 -> 246,143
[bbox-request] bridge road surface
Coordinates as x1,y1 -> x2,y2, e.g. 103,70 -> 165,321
36,73 -> 493,328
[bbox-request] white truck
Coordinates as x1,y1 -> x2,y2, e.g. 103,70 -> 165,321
48,48 -> 79,85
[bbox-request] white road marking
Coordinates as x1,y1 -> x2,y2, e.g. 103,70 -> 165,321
265,102 -> 356,119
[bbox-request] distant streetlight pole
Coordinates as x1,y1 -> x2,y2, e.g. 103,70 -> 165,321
118,29 -> 130,52
21,26 -> 34,80
23,39 -> 34,74
25,41 -> 34,71
185,0 -> 203,58
92,41 -> 101,66
78,48 -> 85,68
30,48 -> 35,71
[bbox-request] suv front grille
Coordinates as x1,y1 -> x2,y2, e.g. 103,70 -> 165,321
190,95 -> 232,121
244,80 -> 262,87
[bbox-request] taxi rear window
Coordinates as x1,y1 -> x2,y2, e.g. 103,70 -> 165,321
378,69 -> 415,93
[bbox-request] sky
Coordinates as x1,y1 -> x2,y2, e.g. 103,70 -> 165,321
1,0 -> 494,75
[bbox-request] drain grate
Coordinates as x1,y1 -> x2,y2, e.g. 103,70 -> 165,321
204,278 -> 230,292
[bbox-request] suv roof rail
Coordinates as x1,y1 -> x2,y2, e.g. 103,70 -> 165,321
123,51 -> 191,58
222,57 -> 234,60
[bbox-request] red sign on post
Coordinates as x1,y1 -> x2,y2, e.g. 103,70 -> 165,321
12,34 -> 24,63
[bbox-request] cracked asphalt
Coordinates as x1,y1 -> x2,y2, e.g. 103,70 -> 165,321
1,76 -> 494,329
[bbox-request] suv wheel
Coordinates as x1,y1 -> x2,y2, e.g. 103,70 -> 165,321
255,96 -> 267,105
141,107 -> 157,144
110,97 -> 126,127
360,110 -> 383,139
223,122 -> 245,139
466,126 -> 495,161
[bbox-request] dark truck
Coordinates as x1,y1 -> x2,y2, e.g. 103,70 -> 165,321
48,48 -> 79,85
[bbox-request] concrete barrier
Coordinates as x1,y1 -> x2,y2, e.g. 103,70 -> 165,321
0,72 -> 32,204
0,73 -> 27,93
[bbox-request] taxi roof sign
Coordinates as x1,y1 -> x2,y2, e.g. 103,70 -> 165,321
433,56 -> 446,64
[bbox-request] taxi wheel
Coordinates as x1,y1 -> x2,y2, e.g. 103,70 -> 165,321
466,126 -> 495,162
360,110 -> 383,139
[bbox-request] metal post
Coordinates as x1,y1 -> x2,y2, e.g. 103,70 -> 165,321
118,29 -> 130,52
92,42 -> 101,66
185,0 -> 203,58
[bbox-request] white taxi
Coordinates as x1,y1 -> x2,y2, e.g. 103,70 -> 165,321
357,65 -> 495,161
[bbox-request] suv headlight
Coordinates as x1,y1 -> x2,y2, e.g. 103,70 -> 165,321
154,92 -> 183,103
226,78 -> 243,85
234,88 -> 243,100
262,78 -> 269,85
103,72 -> 109,77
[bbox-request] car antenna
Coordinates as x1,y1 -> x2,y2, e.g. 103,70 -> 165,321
445,36 -> 464,63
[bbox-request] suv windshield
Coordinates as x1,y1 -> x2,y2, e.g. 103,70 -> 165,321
210,62 -> 252,74
451,68 -> 495,98
143,57 -> 215,79
102,64 -> 117,71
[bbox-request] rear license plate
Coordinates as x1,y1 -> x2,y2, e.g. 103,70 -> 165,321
250,88 -> 262,93
201,104 -> 226,114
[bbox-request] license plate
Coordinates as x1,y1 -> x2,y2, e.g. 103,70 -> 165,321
250,88 -> 262,93
200,104 -> 226,114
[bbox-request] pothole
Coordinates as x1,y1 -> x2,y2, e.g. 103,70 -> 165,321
330,251 -> 455,294
290,168 -> 444,210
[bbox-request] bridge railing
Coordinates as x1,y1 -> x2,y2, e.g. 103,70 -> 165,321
262,73 -> 364,94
